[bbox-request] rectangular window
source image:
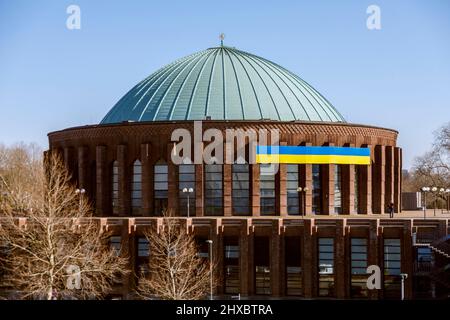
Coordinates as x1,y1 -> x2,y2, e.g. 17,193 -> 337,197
312,164 -> 321,214
131,160 -> 142,214
224,237 -> 240,294
260,164 -> 276,216
154,164 -> 168,215
350,238 -> 368,298
137,237 -> 149,257
178,164 -> 196,217
285,236 -> 302,296
287,165 -> 300,215
384,238 -> 401,299
232,164 -> 250,216
204,164 -> 223,216
334,165 -> 342,214
110,236 -> 121,257
318,238 -> 334,297
255,237 -> 271,295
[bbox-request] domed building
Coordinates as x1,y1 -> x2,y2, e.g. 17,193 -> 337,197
48,45 -> 449,299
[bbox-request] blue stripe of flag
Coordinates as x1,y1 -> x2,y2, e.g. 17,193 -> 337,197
256,146 -> 370,156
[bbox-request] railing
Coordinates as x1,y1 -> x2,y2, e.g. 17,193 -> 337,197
413,261 -> 433,273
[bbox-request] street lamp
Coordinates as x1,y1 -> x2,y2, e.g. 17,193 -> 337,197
421,187 -> 431,220
206,239 -> 213,300
182,187 -> 194,217
296,187 -> 309,217
75,188 -> 85,214
445,189 -> 450,213
400,273 -> 408,300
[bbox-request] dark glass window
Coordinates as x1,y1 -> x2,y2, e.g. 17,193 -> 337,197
285,236 -> 302,296
384,238 -> 401,299
154,162 -> 168,216
312,165 -> 321,214
350,238 -> 368,298
260,164 -> 276,216
287,165 -> 300,215
232,164 -> 250,216
112,161 -> 119,215
224,237 -> 240,294
318,238 -> 334,297
178,164 -> 195,217
137,237 -> 149,257
110,236 -> 121,257
204,164 -> 223,216
131,160 -> 142,214
255,237 -> 271,295
334,165 -> 342,214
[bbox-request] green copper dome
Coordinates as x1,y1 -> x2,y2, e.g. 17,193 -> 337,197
101,46 -> 345,123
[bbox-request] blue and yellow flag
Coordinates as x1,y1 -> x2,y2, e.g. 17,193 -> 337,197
256,146 -> 371,165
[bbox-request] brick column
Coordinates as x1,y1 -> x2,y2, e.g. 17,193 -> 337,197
210,219 -> 223,295
303,219 -> 315,298
121,219 -> 132,297
167,143 -> 178,215
360,144 -> 373,214
342,144 -> 355,215
299,143 -> 313,215
372,145 -> 385,214
117,145 -> 130,216
95,145 -> 108,216
240,221 -> 250,296
335,220 -> 346,298
271,220 -> 283,296
385,146 -> 394,211
368,220 -> 380,299
322,144 -> 335,215
141,143 -> 152,216
403,220 -> 413,300
394,147 -> 402,213
223,164 -> 232,216
195,164 -> 204,216
251,164 -> 260,217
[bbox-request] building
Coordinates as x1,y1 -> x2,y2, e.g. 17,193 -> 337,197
48,45 -> 450,299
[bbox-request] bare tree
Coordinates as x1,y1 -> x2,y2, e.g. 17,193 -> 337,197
411,122 -> 450,189
137,212 -> 216,300
0,150 -> 129,300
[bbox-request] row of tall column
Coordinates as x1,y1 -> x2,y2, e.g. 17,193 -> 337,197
63,143 -> 402,216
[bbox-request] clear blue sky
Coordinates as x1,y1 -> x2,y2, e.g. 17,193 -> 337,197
0,0 -> 449,169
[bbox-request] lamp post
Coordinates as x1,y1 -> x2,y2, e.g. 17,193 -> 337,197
297,187 -> 309,218
421,187 -> 430,220
206,240 -> 213,300
431,187 -> 438,216
182,187 -> 194,217
445,189 -> 450,213
400,273 -> 408,300
75,188 -> 85,214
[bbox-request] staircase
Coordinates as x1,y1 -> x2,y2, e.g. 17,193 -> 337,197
429,235 -> 450,259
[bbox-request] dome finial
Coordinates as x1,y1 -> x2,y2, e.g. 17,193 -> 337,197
219,33 -> 225,47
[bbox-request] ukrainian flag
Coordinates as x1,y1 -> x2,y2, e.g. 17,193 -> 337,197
256,146 -> 371,165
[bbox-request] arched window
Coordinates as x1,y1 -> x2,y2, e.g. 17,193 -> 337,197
204,164 -> 223,216
131,160 -> 142,214
154,160 -> 168,216
179,164 -> 195,217
232,164 -> 250,216
112,160 -> 119,215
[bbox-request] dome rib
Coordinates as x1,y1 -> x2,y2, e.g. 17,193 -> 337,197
226,49 -> 264,119
100,46 -> 346,124
224,49 -> 245,119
